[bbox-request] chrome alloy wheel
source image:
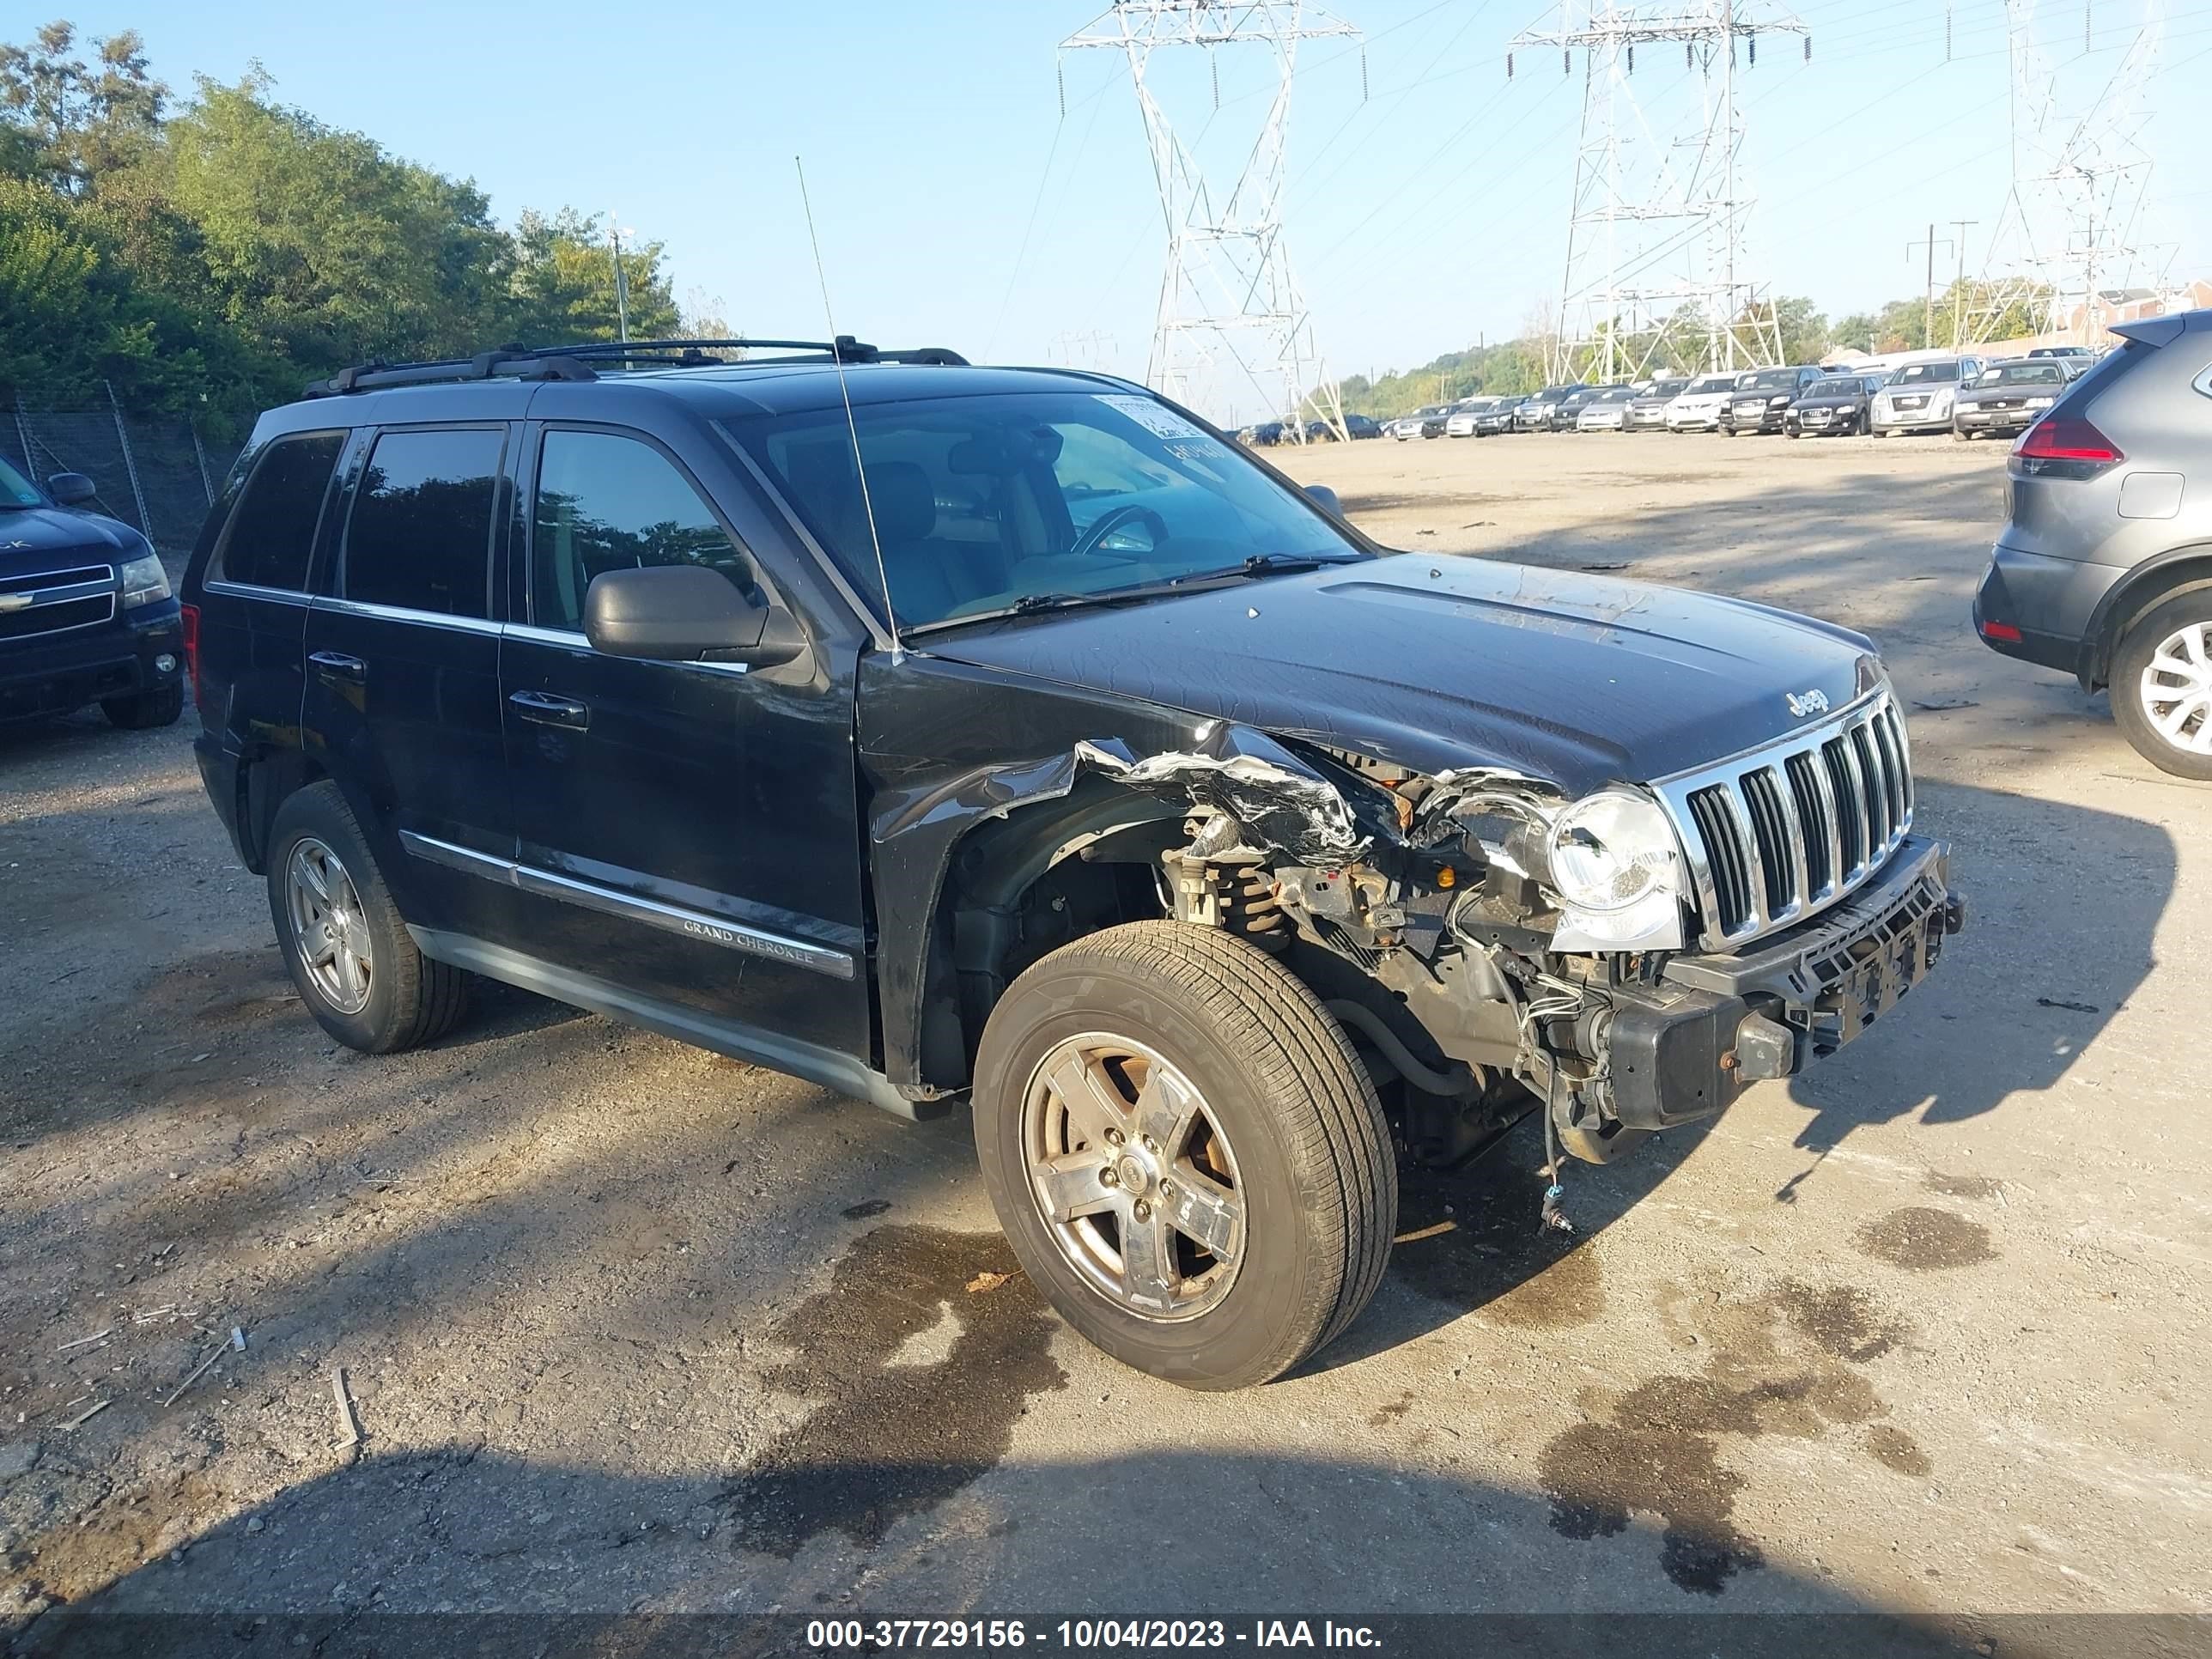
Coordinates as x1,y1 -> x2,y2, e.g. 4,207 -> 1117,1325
2139,621 -> 2212,756
1020,1033 -> 1245,1322
285,836 -> 374,1015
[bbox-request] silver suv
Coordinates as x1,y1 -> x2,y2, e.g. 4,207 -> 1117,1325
1975,311 -> 2212,778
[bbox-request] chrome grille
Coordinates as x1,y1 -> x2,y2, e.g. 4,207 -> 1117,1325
1655,691 -> 1916,951
0,563 -> 115,641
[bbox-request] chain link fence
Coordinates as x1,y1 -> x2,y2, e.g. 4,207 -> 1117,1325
1,390 -> 245,556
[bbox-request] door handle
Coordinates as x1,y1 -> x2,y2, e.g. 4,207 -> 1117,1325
508,690 -> 591,730
307,650 -> 367,683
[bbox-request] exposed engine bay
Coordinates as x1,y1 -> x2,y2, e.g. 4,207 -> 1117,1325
948,722 -> 1961,1204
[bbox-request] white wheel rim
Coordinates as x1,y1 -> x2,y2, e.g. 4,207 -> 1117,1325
286,837 -> 374,1014
1019,1032 -> 1245,1322
2138,621 -> 2212,757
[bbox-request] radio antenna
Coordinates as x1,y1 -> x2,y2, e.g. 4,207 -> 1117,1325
795,155 -> 899,659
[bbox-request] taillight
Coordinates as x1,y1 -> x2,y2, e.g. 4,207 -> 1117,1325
2012,416 -> 2123,479
179,602 -> 203,710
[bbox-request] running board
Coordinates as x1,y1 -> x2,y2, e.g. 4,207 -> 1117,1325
407,926 -> 951,1123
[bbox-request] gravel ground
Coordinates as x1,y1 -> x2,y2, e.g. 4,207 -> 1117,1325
1,431 -> 2205,1655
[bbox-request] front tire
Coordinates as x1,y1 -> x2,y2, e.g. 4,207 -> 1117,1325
2112,596 -> 2212,781
101,683 -> 183,729
972,921 -> 1395,1390
265,781 -> 471,1053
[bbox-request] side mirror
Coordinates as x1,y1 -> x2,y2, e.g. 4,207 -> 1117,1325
1304,483 -> 1342,518
47,472 -> 96,507
583,564 -> 804,668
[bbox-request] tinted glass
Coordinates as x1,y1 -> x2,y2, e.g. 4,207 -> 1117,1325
1978,362 -> 2066,386
532,430 -> 747,630
0,456 -> 40,507
1647,380 -> 1688,398
1744,369 -> 1800,390
1892,362 -> 1962,384
1807,379 -> 1862,397
214,431 -> 344,591
730,390 -> 1359,631
1688,376 -> 1735,394
342,429 -> 501,617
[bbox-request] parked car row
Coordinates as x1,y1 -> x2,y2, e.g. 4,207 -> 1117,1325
1379,353 -> 2105,443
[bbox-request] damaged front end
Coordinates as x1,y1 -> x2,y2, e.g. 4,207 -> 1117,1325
1071,718 -> 1963,1181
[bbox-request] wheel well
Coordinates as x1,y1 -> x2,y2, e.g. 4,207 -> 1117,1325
918,781 -> 1182,1088
2089,555 -> 2212,689
240,750 -> 327,875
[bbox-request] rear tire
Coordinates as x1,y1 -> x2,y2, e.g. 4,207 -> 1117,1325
972,921 -> 1395,1390
101,683 -> 183,729
2111,594 -> 2212,781
265,781 -> 471,1053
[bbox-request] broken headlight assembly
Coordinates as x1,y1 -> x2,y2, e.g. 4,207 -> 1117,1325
1534,787 -> 1686,954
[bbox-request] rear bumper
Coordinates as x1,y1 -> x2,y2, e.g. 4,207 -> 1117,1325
0,602 -> 182,722
1600,836 -> 1962,1133
1973,543 -> 2124,682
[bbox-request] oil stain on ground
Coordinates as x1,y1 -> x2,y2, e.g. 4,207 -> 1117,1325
720,1224 -> 1066,1557
1855,1205 -> 1997,1270
1389,1159 -> 1602,1329
1864,1423 -> 1934,1478
1537,1279 -> 1907,1595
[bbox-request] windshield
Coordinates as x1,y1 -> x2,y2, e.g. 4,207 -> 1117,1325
1892,362 -> 1963,384
1806,378 -> 1863,398
0,456 -> 40,508
1686,375 -> 1735,395
1742,368 -> 1802,391
1978,362 -> 2067,386
726,391 -> 1362,633
1643,380 -> 1688,398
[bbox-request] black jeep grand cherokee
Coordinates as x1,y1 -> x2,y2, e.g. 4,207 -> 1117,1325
1,456 -> 185,729
183,337 -> 1965,1389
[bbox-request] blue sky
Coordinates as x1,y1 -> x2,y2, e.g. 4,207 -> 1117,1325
53,0 -> 2212,398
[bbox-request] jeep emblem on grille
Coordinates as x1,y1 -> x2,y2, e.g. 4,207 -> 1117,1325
1786,689 -> 1831,718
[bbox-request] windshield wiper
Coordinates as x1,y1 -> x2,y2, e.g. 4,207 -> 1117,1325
899,554 -> 1365,640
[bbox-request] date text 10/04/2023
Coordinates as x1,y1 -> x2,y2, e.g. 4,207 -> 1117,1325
805,1620 -> 1384,1649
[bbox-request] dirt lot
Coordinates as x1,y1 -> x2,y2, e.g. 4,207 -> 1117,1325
2,431 -> 2206,1654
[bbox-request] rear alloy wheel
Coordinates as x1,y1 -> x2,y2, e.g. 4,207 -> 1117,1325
265,781 -> 471,1051
973,921 -> 1395,1389
2113,598 -> 2212,781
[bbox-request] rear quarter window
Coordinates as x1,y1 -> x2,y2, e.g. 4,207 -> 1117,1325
2057,340 -> 2148,417
210,431 -> 346,592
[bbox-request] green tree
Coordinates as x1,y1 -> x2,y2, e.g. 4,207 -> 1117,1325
507,207 -> 680,344
0,20 -> 164,195
149,74 -> 514,373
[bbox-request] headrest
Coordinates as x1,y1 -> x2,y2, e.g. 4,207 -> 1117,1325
867,460 -> 936,543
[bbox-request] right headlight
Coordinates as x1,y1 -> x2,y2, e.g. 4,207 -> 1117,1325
1542,788 -> 1687,952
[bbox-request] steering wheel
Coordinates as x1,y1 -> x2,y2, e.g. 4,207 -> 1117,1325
1068,503 -> 1170,562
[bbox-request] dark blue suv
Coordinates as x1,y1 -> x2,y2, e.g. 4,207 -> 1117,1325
0,456 -> 185,728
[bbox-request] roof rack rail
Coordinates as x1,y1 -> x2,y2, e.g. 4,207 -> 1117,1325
304,336 -> 969,398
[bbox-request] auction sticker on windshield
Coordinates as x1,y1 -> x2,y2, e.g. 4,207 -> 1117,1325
1101,394 -> 1208,441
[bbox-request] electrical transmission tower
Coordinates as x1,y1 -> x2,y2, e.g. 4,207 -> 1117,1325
1063,2 -> 1357,441
1970,0 -> 2167,347
1510,3 -> 1807,384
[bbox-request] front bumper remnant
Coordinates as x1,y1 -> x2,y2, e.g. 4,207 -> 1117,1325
1599,836 -> 1961,1133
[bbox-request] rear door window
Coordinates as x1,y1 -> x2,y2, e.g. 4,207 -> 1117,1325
213,431 -> 345,592
531,428 -> 751,631
341,428 -> 502,618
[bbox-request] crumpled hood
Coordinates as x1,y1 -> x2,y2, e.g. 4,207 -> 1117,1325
0,505 -> 146,580
927,553 -> 1880,797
